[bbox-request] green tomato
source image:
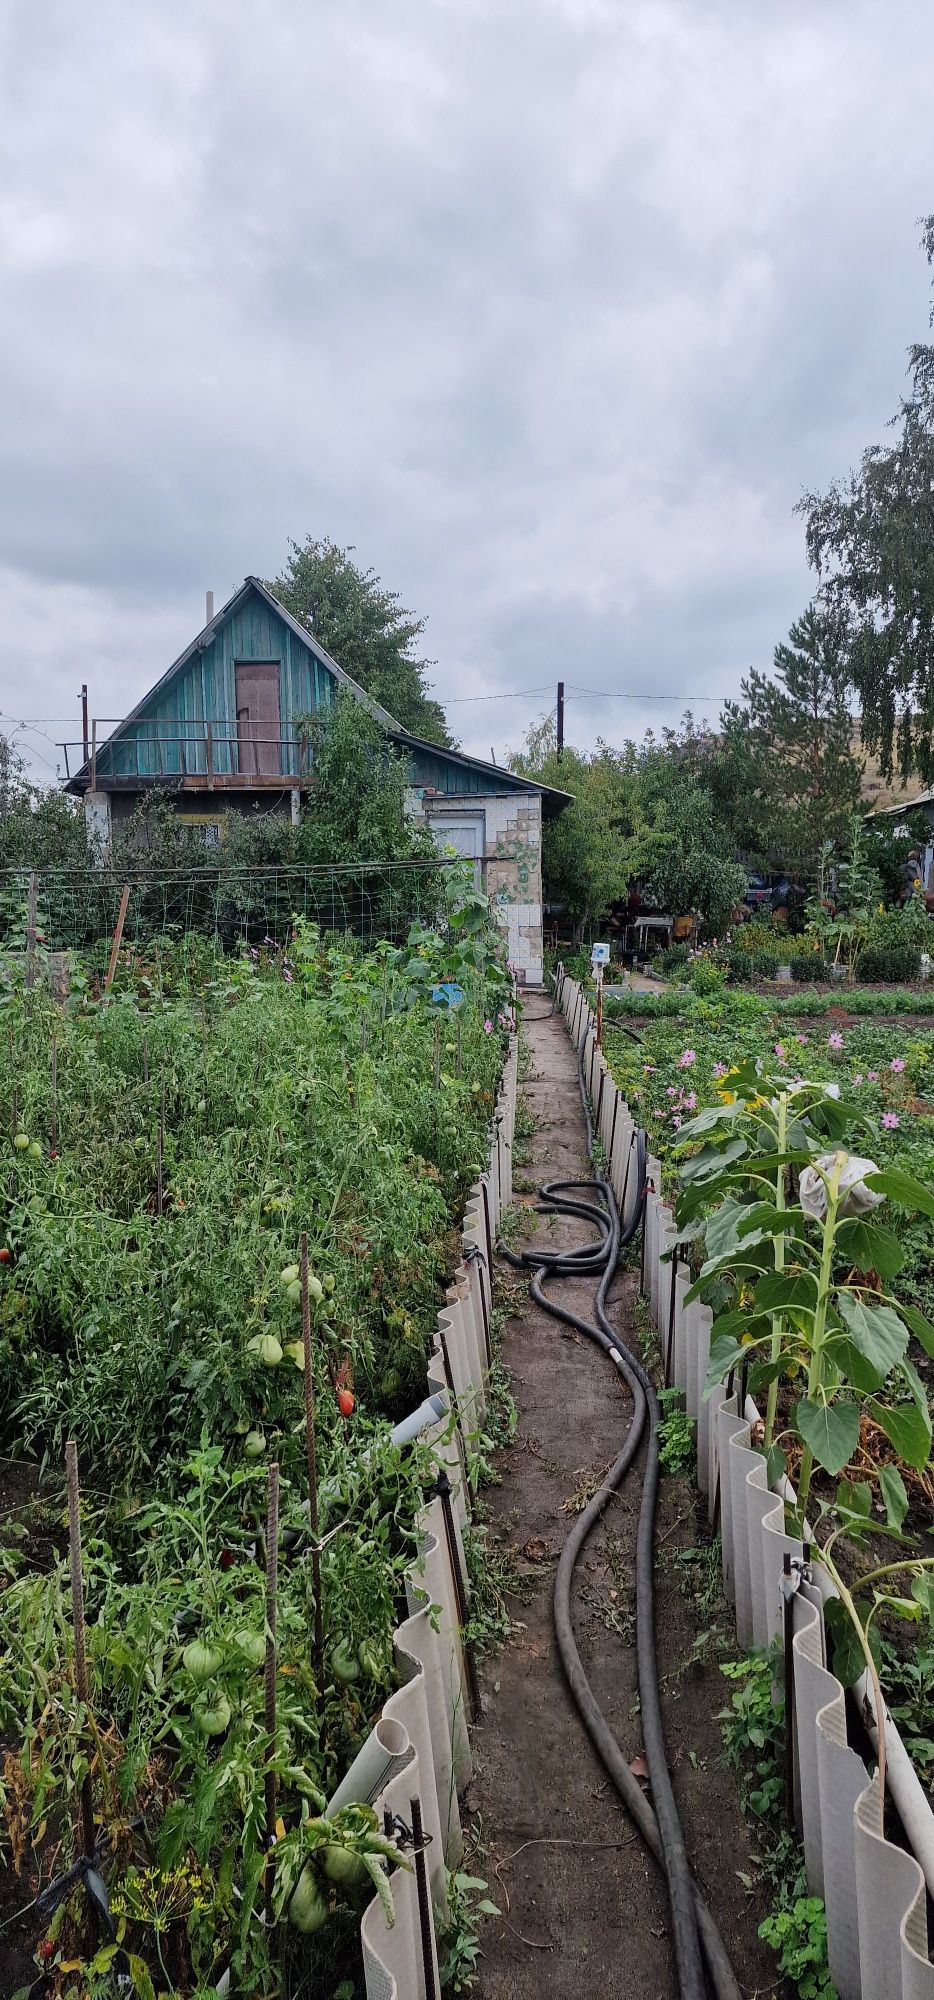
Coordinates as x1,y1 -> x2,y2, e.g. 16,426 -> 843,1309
194,1692 -> 231,1737
289,1864 -> 329,1933
330,1639 -> 361,1685
286,1279 -> 302,1307
12,1134 -> 29,1152
243,1430 -> 266,1458
233,1629 -> 266,1668
247,1333 -> 282,1366
322,1844 -> 367,1887
183,1639 -> 223,1683
26,1141 -> 42,1160
280,1264 -> 300,1286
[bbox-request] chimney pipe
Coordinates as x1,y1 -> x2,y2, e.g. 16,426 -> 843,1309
205,590 -> 214,625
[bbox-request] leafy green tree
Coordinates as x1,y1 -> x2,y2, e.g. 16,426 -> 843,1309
633,727 -> 746,936
269,537 -> 451,745
0,736 -> 87,870
296,692 -> 437,869
800,216 -> 934,781
717,607 -> 862,876
510,717 -> 634,941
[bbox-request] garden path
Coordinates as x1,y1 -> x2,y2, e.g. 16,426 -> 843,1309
471,1003 -> 777,2000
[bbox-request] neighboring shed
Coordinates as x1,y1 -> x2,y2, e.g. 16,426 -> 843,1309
868,789 -> 934,898
61,575 -> 567,983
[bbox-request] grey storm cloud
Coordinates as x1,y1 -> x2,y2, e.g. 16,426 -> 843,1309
1,0 -> 934,776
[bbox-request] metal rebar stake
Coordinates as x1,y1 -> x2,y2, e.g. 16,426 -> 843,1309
410,1795 -> 437,2000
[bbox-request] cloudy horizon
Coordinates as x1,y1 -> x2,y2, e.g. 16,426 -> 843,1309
2,0 -> 933,783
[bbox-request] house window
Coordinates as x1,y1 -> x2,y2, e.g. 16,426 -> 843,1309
177,812 -> 224,848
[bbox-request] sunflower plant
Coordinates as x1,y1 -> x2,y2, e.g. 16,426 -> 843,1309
669,1055 -> 934,1793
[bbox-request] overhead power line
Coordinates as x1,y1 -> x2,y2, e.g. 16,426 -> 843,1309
567,686 -> 730,703
442,685 -> 553,703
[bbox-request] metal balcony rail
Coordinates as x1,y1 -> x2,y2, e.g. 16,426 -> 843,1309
58,720 -> 312,787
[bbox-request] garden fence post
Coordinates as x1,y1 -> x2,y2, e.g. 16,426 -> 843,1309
65,1440 -> 96,1859
300,1232 -> 325,1703
264,1459 -> 280,1906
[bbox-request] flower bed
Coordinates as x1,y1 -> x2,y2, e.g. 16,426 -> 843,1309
602,987 -> 934,1330
0,906 -> 513,1997
559,969 -> 934,2000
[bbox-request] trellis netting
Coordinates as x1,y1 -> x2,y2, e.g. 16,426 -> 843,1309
557,968 -> 934,2000
339,1035 -> 517,1998
0,859 -> 456,964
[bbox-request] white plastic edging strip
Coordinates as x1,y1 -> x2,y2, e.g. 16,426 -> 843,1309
352,1037 -> 517,1996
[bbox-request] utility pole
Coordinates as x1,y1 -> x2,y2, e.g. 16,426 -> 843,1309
80,685 -> 89,766
556,681 -> 565,761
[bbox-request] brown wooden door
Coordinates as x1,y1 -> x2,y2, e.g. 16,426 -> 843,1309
235,662 -> 281,776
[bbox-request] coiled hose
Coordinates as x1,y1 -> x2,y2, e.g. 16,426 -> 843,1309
501,997 -> 740,2000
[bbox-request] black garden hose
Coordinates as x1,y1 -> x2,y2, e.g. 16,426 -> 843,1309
503,998 -> 740,2000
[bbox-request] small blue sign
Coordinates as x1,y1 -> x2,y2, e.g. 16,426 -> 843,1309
431,982 -> 466,1008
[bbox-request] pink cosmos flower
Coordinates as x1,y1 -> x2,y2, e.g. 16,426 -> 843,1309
678,1049 -> 696,1068
853,1073 -> 864,1087
867,1070 -> 878,1082
882,1111 -> 900,1129
712,1061 -> 728,1078
795,1033 -> 809,1045
774,1043 -> 787,1063
890,1057 -> 905,1073
828,1032 -> 844,1050
666,1085 -> 677,1097
683,1091 -> 697,1110
643,1063 -> 657,1074
483,1019 -> 493,1034
672,1115 -> 682,1129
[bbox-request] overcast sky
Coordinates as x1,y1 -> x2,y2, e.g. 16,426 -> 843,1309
2,0 -> 933,781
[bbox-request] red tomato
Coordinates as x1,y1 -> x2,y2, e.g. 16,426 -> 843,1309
38,1940 -> 54,1961
0,1248 -> 10,1263
337,1388 -> 355,1419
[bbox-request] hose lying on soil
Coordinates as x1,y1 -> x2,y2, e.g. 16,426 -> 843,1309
502,994 -> 740,2000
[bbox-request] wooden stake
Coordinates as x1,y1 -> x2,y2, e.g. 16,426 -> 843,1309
264,1460 -> 280,1886
25,873 -> 38,991
102,884 -> 131,1003
142,1036 -> 149,1087
155,1080 -> 165,1217
300,1233 -> 325,1698
455,1016 -> 462,1078
433,1020 -> 441,1090
65,1441 -> 96,1859
50,1033 -> 58,1155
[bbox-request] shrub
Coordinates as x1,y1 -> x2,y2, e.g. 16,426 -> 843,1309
730,950 -> 779,981
686,955 -> 727,996
791,953 -> 829,982
658,943 -> 690,977
732,919 -> 778,957
858,944 -> 923,983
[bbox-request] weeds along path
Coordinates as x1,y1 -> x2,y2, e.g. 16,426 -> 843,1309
471,1004 -> 776,2000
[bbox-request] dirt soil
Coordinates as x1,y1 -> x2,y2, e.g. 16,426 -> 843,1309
472,1005 -> 779,2000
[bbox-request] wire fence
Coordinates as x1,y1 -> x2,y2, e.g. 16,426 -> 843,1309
0,859 -> 457,984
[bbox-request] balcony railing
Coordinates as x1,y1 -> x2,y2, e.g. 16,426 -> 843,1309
59,720 -> 311,788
